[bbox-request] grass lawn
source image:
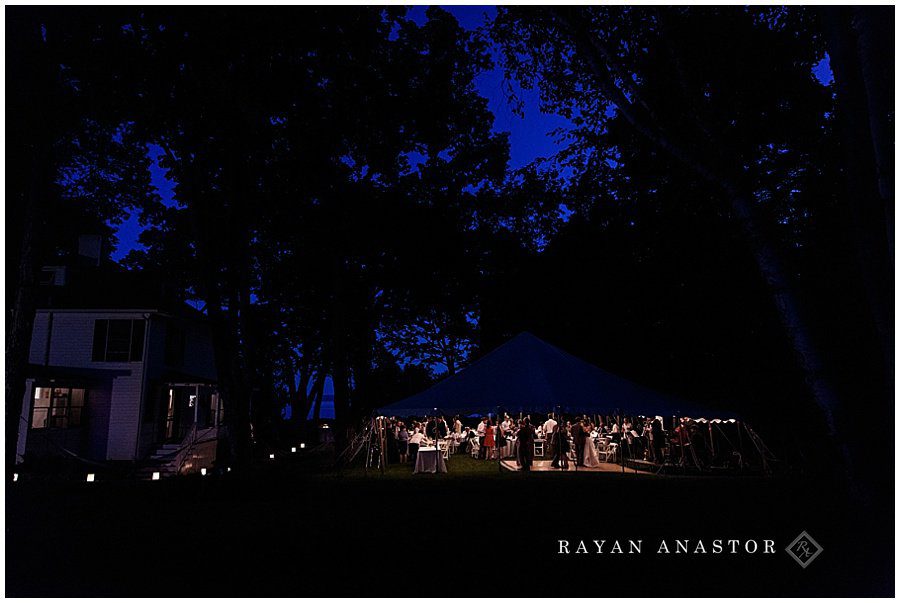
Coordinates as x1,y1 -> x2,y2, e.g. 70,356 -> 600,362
6,450 -> 893,597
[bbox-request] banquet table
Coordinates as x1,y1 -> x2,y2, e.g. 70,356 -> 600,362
499,437 -> 516,459
414,446 -> 448,474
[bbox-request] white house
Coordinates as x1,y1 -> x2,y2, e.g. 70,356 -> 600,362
16,263 -> 220,475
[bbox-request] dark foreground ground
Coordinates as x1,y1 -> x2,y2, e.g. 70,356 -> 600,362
6,452 -> 894,597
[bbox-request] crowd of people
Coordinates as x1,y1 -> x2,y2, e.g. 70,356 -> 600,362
380,413 -> 742,472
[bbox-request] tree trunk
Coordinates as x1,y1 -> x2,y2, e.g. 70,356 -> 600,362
330,258 -> 352,458
823,6 -> 893,385
307,371 -> 326,422
6,168 -> 41,480
851,7 -> 894,260
312,377 -> 325,422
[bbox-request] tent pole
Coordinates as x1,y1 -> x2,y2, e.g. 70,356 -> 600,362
497,406 -> 502,474
379,417 -> 386,475
737,421 -> 745,472
364,416 -> 373,476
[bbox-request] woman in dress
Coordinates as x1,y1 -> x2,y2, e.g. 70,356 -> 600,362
583,427 -> 602,467
483,418 -> 495,460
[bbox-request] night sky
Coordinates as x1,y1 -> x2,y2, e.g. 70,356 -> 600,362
108,6 -> 835,419
113,5 -> 835,261
112,5 -> 574,263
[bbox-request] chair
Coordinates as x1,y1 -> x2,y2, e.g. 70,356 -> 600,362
469,439 -> 480,459
601,441 -> 618,463
439,440 -> 450,460
533,439 -> 545,457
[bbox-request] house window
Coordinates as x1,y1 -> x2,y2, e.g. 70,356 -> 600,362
92,319 -> 145,362
31,387 -> 86,429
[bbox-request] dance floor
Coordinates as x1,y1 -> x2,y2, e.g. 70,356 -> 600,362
500,459 -> 652,474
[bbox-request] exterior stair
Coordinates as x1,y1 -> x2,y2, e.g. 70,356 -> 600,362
135,425 -> 218,480
136,443 -> 184,479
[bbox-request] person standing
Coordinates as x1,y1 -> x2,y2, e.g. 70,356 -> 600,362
397,422 -> 410,464
408,429 -> 424,465
516,418 -> 536,471
476,417 -> 487,459
543,414 -> 558,459
572,420 -> 587,467
482,418 -> 496,460
551,420 -> 570,469
650,417 -> 664,463
453,416 -> 462,435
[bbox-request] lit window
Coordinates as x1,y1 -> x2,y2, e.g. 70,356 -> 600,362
31,387 -> 86,429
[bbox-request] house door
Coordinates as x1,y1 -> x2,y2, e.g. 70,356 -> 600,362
163,387 -> 178,441
161,386 -> 200,442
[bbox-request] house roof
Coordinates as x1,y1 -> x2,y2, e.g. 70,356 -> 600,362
377,332 -> 728,418
35,263 -> 205,321
27,364 -> 132,384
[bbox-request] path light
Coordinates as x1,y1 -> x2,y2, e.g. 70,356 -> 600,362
86,473 -> 95,482
291,447 -> 297,453
227,467 -> 232,472
13,473 -> 18,482
300,443 -> 306,449
200,468 -> 207,476
269,453 -> 275,459
152,472 -> 160,481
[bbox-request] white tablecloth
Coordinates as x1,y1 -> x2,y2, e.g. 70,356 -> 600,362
414,447 -> 447,473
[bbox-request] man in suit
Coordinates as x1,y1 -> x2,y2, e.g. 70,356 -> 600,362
572,419 -> 587,467
550,416 -> 568,468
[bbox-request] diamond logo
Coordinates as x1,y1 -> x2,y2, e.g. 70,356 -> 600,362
785,531 -> 823,568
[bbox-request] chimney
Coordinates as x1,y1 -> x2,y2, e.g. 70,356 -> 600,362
77,235 -> 103,266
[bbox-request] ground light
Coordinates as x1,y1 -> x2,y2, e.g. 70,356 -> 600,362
291,447 -> 297,453
13,473 -> 18,482
269,453 -> 275,459
201,468 -> 207,476
152,472 -> 160,480
300,443 -> 306,449
86,473 -> 95,482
